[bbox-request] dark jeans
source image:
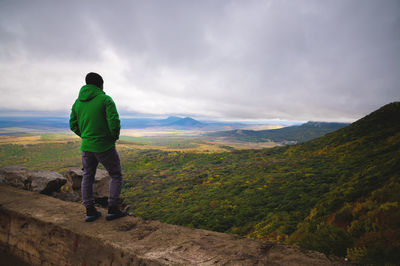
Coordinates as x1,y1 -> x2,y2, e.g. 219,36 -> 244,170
81,147 -> 123,208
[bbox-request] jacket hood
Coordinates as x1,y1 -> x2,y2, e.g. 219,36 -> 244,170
78,84 -> 104,102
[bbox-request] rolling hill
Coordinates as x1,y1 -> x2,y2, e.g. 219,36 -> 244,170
207,121 -> 349,143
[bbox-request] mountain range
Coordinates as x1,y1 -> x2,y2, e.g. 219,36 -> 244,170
0,115 -> 349,145
0,115 -> 244,132
121,116 -> 207,129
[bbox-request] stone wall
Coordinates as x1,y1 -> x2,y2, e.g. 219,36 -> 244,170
0,185 -> 350,265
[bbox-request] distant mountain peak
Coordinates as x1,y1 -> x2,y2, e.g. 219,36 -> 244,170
181,117 -> 200,122
166,116 -> 181,120
171,117 -> 203,127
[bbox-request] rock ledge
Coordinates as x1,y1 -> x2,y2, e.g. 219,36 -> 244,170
0,185 -> 350,265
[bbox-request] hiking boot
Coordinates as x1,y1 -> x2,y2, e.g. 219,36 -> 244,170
85,205 -> 101,222
106,205 -> 127,221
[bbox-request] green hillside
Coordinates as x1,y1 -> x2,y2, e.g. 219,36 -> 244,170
121,102 -> 400,264
207,121 -> 349,143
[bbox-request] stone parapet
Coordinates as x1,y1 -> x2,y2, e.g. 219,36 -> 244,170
0,184 -> 349,265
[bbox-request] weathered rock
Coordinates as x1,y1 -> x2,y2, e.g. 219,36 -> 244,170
64,168 -> 83,190
48,170 -> 81,202
51,190 -> 81,202
0,166 -> 66,195
0,184 -> 352,266
65,168 -> 111,203
0,166 -> 30,189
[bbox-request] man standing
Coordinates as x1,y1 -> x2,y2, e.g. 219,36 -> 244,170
70,72 -> 127,222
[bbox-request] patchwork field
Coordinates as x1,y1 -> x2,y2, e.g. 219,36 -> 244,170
0,134 -> 78,145
0,131 -> 278,172
0,130 -> 279,152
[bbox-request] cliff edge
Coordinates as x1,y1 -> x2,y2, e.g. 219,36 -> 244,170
0,184 -> 350,265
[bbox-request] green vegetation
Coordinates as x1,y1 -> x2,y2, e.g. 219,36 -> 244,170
0,141 -> 81,172
39,133 -> 77,141
119,136 -> 205,149
0,102 -> 399,264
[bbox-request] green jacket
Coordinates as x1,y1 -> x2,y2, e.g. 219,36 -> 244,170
69,84 -> 120,153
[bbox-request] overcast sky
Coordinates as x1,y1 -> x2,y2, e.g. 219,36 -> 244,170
0,0 -> 399,122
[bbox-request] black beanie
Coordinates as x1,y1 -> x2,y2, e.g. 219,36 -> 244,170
85,72 -> 104,88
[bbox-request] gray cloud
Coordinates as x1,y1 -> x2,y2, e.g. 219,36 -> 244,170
0,0 -> 399,122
